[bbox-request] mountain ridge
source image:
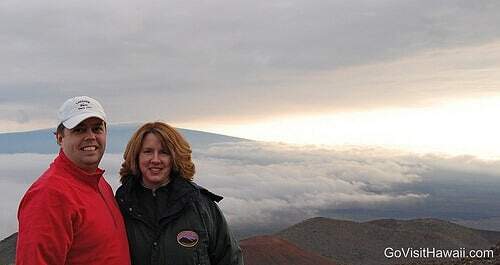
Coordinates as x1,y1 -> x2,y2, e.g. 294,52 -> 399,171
0,123 -> 250,154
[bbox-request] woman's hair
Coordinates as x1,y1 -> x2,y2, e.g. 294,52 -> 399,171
119,122 -> 195,183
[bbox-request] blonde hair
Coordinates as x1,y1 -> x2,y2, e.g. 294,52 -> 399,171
119,122 -> 195,183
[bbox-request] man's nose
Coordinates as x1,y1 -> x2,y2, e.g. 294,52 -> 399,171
83,128 -> 96,139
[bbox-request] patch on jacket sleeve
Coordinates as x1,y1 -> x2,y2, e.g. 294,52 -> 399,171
177,230 -> 199,248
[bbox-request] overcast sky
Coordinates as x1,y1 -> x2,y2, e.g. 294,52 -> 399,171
1,0 -> 500,156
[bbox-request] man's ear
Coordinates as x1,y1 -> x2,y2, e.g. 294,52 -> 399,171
55,132 -> 63,146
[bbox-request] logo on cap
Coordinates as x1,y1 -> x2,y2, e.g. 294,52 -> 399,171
176,230 -> 199,248
76,99 -> 92,110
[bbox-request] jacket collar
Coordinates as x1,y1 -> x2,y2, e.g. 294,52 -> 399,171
118,174 -> 196,203
54,148 -> 104,187
116,174 -> 199,226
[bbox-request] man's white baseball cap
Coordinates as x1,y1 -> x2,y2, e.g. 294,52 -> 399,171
57,96 -> 107,129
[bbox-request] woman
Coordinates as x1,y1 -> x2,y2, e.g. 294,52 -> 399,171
116,122 -> 243,265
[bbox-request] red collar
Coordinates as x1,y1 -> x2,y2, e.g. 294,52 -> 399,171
55,149 -> 105,187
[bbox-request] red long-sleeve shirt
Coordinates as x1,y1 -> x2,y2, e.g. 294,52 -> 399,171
16,150 -> 131,265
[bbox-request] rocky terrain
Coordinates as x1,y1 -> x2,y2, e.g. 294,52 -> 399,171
240,235 -> 336,265
278,217 -> 500,265
3,217 -> 500,265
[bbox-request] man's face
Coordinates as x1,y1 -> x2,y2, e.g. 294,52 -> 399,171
57,117 -> 106,172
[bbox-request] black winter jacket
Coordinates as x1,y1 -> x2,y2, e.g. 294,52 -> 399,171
116,176 -> 244,265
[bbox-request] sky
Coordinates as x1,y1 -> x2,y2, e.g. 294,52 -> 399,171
1,0 -> 500,158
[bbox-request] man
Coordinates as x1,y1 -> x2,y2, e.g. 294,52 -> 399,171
16,96 -> 131,265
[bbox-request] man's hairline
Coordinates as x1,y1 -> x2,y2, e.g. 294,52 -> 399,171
55,118 -> 107,136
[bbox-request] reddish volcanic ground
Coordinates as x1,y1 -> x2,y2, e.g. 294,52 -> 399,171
240,235 -> 336,265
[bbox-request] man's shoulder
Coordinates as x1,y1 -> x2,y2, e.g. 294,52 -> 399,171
24,167 -> 79,200
36,166 -> 74,186
20,176 -> 73,211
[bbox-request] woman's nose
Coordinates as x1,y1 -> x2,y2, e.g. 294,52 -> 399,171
151,152 -> 161,163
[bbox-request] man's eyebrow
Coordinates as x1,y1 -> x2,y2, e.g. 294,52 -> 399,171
89,122 -> 105,126
73,122 -> 104,129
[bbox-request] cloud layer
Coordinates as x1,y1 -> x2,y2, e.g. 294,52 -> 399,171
3,142 -> 500,239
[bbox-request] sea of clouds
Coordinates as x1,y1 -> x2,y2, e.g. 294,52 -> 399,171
2,142 -> 500,240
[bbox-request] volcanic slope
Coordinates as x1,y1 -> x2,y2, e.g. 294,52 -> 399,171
277,217 -> 500,265
240,235 -> 336,265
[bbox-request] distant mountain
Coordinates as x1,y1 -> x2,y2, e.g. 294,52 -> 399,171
240,235 -> 336,265
277,217 -> 500,265
0,123 -> 249,154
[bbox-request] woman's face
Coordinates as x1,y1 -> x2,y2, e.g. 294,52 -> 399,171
139,133 -> 172,189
